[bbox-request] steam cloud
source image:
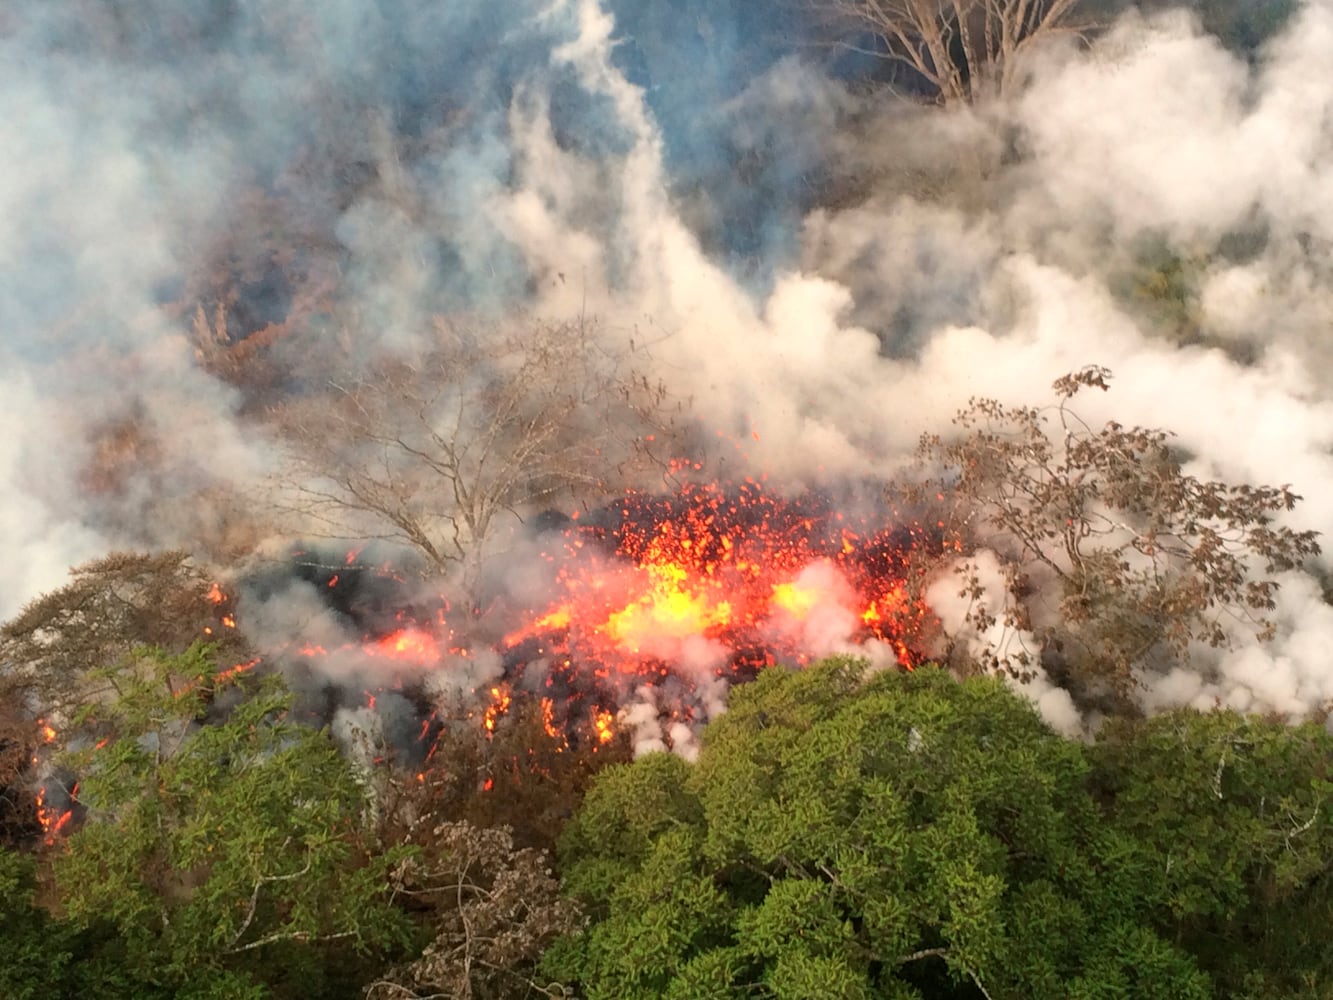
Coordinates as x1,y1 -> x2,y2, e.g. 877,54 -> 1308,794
4,0 -> 1332,732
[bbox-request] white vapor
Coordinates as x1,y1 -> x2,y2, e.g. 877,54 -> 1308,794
2,0 -> 1331,734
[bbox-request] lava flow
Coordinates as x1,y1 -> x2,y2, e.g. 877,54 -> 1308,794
230,480 -> 945,759
495,480 -> 941,696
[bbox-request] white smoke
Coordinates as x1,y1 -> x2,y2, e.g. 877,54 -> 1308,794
3,0 -> 1331,731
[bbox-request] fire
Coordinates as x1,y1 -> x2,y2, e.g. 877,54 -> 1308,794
771,580 -> 820,619
368,627 -> 440,666
237,482 -> 940,761
502,481 -> 936,679
482,686 -> 511,734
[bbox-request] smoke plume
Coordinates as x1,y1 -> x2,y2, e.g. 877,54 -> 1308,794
4,0 -> 1332,735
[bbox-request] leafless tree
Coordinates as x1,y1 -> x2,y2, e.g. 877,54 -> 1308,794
810,0 -> 1089,105
367,821 -> 581,1000
268,317 -> 682,582
907,367 -> 1321,703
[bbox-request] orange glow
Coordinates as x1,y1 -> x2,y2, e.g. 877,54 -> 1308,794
540,698 -> 558,739
368,628 -> 439,665
593,710 -> 615,744
36,780 -> 77,845
483,686 -> 511,734
500,481 -> 935,683
216,658 -> 260,684
206,582 -> 225,604
289,481 -> 940,758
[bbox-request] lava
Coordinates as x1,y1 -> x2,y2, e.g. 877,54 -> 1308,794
499,480 -> 939,683
235,481 -> 941,758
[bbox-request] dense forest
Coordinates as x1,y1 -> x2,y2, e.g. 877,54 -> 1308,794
3,0 -> 1332,995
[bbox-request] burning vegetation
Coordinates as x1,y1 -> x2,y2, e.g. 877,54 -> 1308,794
231,478 -> 947,769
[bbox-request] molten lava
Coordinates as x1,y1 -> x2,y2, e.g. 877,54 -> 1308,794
501,480 -> 937,682
242,481 -> 940,758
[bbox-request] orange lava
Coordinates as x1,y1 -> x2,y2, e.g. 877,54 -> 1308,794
502,481 -> 937,680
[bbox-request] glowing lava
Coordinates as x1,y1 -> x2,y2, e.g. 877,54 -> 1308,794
367,627 -> 440,666
501,480 -> 938,681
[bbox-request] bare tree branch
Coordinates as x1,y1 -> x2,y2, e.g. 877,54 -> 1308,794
267,317 -> 682,586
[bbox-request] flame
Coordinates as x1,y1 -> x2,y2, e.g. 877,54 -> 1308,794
273,482 -> 939,760
367,628 -> 439,665
540,697 -> 558,738
215,658 -> 261,685
771,580 -> 819,619
207,582 -> 225,604
502,481 -> 936,679
35,778 -> 78,845
482,686 -> 511,734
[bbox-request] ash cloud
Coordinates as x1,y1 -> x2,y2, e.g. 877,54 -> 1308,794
3,0 -> 1332,730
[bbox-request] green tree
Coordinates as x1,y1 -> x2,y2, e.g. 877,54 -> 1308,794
0,550 -> 247,724
1090,709 -> 1333,998
546,657 -> 1209,999
52,644 -> 412,998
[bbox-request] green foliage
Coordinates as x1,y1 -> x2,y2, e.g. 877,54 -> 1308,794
550,658 -> 1211,999
0,551 -> 246,722
551,660 -> 1333,997
1090,709 -> 1333,997
51,644 -> 412,997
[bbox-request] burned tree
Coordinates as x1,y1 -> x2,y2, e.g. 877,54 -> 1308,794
911,367 -> 1321,702
810,0 -> 1089,105
270,317 -> 681,582
367,821 -> 581,1000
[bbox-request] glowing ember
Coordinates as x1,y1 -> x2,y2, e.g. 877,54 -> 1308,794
367,628 -> 440,665
482,686 -> 511,734
502,481 -> 937,679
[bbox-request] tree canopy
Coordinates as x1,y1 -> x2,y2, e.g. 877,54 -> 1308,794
50,645 -> 413,998
546,656 -> 1333,999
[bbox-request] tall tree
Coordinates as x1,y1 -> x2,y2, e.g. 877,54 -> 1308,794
52,645 -> 412,998
546,657 -> 1211,999
0,550 -> 246,721
807,0 -> 1090,105
1091,709 -> 1333,998
270,317 -> 680,584
909,367 -> 1320,705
